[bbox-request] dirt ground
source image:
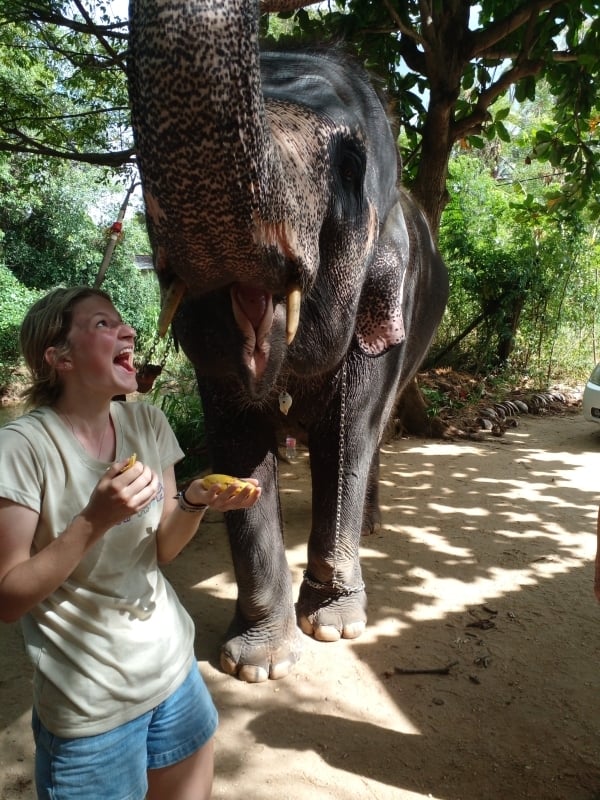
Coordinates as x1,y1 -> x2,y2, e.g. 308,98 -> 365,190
1,410 -> 600,800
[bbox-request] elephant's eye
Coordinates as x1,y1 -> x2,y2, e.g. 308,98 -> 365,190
337,147 -> 364,185
330,138 -> 366,219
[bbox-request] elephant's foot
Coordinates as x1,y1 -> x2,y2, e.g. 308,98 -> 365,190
296,574 -> 367,642
220,613 -> 303,683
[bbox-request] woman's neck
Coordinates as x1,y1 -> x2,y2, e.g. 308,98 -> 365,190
53,402 -> 116,462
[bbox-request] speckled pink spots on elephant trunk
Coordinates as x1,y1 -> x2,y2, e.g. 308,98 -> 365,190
231,283 -> 273,379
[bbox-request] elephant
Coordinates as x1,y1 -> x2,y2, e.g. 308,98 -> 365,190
128,0 -> 449,683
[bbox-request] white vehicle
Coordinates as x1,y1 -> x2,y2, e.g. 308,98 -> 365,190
582,363 -> 600,423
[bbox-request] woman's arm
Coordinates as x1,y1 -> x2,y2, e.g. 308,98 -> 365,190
0,459 -> 160,623
0,500 -> 109,623
156,466 -> 260,564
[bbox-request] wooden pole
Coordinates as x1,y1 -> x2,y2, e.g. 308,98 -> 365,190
94,175 -> 138,289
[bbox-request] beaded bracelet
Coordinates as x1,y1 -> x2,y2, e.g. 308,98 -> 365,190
175,489 -> 208,513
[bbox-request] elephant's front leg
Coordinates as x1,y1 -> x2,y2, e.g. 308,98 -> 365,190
298,455 -> 369,641
218,451 -> 303,682
297,404 -> 373,643
198,385 -> 303,682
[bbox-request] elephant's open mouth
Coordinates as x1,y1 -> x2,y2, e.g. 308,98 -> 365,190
231,283 -> 273,378
231,283 -> 273,379
231,283 -> 301,379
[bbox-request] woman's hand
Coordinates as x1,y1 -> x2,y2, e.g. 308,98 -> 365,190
184,477 -> 261,511
81,458 -> 160,531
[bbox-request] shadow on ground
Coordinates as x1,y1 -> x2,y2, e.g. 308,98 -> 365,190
1,414 -> 599,800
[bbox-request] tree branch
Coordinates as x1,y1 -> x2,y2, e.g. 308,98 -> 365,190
72,0 -> 122,63
0,136 -> 133,168
4,105 -> 131,127
32,38 -> 124,71
259,0 -> 323,12
12,7 -> 129,41
398,34 -> 428,75
451,58 -> 545,140
468,0 -> 566,58
383,0 -> 426,48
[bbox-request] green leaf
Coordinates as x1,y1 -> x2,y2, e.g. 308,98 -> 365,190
467,135 -> 485,149
495,120 -> 511,142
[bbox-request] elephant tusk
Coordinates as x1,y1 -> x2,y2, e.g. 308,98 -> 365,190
158,277 -> 187,337
286,285 -> 301,345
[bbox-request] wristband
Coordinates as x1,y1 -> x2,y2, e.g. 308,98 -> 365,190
175,489 -> 208,513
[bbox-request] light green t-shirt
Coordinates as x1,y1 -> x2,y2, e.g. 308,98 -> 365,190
0,401 -> 195,737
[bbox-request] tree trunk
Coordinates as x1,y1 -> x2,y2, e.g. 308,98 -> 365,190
387,375 -> 447,440
411,100 -> 454,234
396,100 -> 454,436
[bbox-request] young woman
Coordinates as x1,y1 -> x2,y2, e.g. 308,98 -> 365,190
0,286 -> 260,800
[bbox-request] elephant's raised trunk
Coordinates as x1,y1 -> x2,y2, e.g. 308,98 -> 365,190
129,0 -> 312,302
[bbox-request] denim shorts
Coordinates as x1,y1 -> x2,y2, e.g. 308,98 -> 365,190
32,662 -> 218,800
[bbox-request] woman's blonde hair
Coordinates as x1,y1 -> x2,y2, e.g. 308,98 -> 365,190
20,286 -> 113,409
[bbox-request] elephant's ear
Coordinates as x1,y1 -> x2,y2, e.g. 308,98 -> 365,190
355,192 -> 435,357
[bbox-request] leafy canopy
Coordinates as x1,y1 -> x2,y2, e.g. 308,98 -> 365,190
0,0 -> 131,167
263,1 -> 600,224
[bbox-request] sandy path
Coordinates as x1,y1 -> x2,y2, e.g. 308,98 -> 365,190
1,412 -> 599,800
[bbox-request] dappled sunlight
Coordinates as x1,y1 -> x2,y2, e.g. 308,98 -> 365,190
380,442 -> 485,458
426,501 -> 488,517
4,417 -> 598,800
380,471 -> 433,485
365,423 -> 598,633
384,527 -> 473,558
191,569 -> 238,600
476,476 -> 579,508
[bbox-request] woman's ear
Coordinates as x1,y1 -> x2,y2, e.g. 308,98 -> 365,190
44,347 -> 72,371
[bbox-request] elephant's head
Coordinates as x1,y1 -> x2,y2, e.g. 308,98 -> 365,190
128,0 -> 427,396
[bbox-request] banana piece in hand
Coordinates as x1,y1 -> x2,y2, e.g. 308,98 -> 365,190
200,473 -> 254,494
119,453 -> 137,473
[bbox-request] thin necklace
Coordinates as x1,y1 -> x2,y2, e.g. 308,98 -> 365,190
62,413 -> 110,459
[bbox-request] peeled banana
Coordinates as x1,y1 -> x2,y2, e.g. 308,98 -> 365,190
119,453 -> 137,473
200,473 -> 254,493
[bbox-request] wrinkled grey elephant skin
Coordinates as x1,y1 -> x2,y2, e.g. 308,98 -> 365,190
128,0 -> 449,683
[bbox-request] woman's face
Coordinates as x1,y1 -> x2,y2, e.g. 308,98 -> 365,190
57,296 -> 138,398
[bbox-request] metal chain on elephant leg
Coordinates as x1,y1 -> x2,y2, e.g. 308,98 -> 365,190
333,359 -> 347,580
303,358 -> 365,598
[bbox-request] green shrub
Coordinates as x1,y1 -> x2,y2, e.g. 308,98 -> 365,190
0,264 -> 41,388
